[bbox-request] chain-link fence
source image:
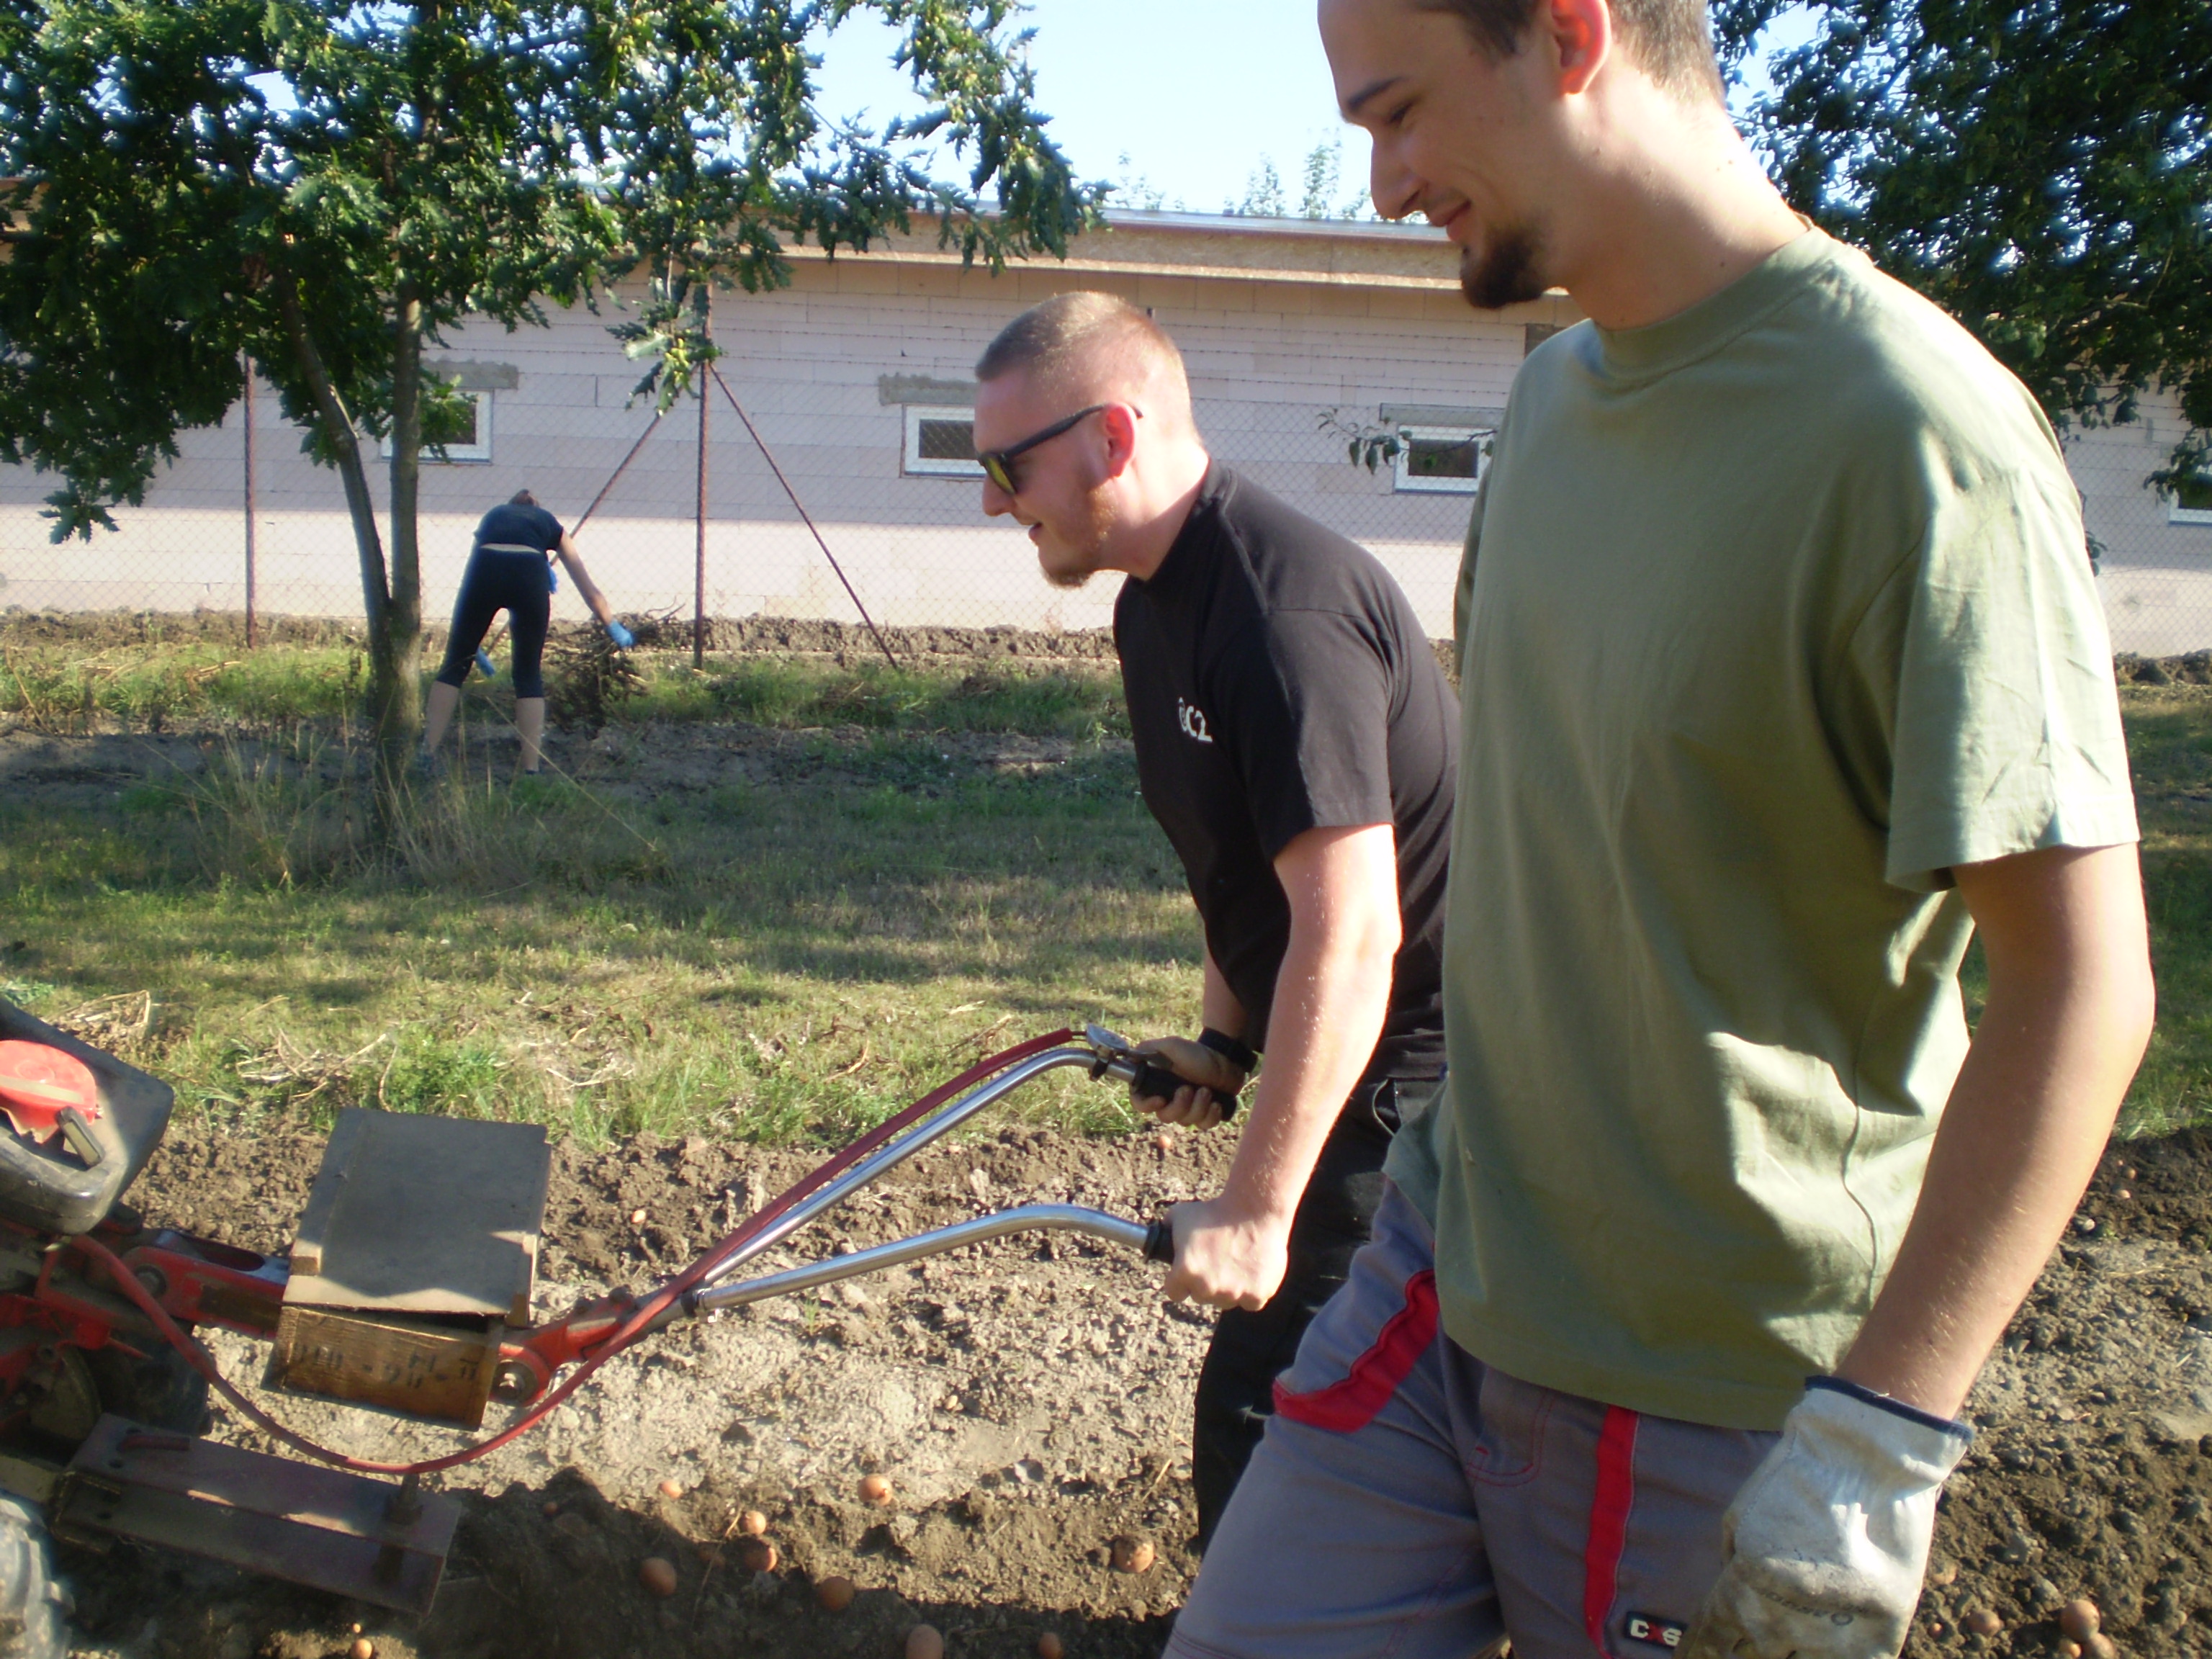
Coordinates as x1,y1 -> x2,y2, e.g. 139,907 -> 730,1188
2,263 -> 2206,657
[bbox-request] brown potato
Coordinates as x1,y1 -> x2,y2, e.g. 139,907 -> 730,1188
739,1509 -> 769,1536
639,1556 -> 679,1598
2086,1636 -> 2118,1659
1109,1534 -> 1155,1574
859,1473 -> 894,1506
737,1537 -> 779,1573
541,1500 -> 560,1519
351,1642 -> 374,1659
907,1622 -> 945,1659
817,1574 -> 857,1613
2060,1599 -> 2103,1641
1038,1635 -> 1065,1659
1964,1610 -> 2003,1638
658,1477 -> 685,1500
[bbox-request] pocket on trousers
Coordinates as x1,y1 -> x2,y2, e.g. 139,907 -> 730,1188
1270,1268 -> 1439,1434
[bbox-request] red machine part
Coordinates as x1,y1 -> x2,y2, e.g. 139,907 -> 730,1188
0,1040 -> 99,1143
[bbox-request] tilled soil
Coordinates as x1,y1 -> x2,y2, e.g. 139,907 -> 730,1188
54,1112 -> 2212,1659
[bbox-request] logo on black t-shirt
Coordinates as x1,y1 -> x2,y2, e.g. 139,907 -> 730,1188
1177,698 -> 1213,745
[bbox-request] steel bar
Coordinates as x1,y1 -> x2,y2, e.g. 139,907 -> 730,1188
572,408 -> 664,532
688,1205 -> 1149,1317
242,356 -> 257,648
712,365 -> 899,668
693,1046 -> 1105,1291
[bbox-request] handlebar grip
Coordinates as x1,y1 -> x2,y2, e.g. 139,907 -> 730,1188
1142,1217 -> 1177,1264
1129,1060 -> 1242,1123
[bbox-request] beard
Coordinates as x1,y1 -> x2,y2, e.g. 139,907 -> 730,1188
1460,222 -> 1547,311
1037,478 -> 1121,590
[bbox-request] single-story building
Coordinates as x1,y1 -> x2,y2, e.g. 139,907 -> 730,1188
1,209 -> 2204,651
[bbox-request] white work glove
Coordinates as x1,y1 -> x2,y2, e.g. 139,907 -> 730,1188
1682,1377 -> 1971,1659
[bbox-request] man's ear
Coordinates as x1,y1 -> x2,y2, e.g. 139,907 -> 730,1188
1098,403 -> 1142,479
1545,0 -> 1614,94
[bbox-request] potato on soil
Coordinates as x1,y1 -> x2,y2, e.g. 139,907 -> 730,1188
1964,1609 -> 2003,1638
860,1473 -> 894,1506
1037,1635 -> 1065,1659
639,1556 -> 680,1598
816,1574 -> 857,1612
657,1477 -> 685,1499
737,1537 -> 779,1573
739,1509 -> 769,1535
351,1642 -> 374,1659
907,1622 -> 945,1659
1109,1534 -> 1155,1573
2060,1600 -> 2103,1641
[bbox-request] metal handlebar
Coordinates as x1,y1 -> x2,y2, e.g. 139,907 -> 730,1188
688,1203 -> 1174,1318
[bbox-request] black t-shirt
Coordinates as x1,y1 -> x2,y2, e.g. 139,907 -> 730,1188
473,502 -> 565,555
1113,465 -> 1456,1082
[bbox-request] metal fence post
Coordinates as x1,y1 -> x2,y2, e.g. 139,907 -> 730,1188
242,354 -> 258,647
693,289 -> 711,670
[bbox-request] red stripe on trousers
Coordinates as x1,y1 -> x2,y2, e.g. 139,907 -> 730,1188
1270,1269 -> 1439,1434
1583,1404 -> 1640,1653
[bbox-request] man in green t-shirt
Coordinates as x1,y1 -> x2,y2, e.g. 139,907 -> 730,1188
1163,1 -> 2155,1657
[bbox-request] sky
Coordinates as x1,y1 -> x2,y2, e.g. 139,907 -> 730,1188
812,1 -> 1824,220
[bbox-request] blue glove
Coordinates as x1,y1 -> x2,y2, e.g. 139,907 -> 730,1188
474,648 -> 498,679
547,565 -> 559,594
606,620 -> 635,650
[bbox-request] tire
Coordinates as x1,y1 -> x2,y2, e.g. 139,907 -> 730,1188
0,1495 -> 67,1659
86,1341 -> 212,1437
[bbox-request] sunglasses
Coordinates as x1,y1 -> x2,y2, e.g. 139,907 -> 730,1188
976,403 -> 1120,495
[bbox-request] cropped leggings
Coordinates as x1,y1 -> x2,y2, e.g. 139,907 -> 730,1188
436,546 -> 552,698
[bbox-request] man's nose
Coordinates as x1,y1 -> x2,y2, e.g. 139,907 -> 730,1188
981,477 -> 1015,518
1367,138 -> 1422,222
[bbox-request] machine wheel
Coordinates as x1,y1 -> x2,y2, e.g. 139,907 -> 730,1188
0,1495 -> 66,1659
86,1341 -> 211,1437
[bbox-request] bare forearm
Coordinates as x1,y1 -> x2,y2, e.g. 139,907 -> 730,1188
1200,945 -> 1247,1039
557,538 -> 611,624
1840,846 -> 2153,1417
1219,923 -> 1393,1227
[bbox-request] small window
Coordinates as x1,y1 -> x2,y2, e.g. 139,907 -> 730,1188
1393,424 -> 1493,495
2173,471 -> 2212,525
379,390 -> 494,464
903,405 -> 981,477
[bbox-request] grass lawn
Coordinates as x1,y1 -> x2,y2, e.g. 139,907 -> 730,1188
4,641 -> 2211,1144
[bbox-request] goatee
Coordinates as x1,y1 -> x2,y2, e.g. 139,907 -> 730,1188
1460,226 -> 1547,311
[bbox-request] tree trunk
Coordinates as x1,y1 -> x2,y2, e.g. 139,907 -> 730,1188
384,282 -> 426,767
276,278 -> 400,733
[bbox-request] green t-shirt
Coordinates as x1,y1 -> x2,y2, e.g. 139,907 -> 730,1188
1385,229 -> 2139,1431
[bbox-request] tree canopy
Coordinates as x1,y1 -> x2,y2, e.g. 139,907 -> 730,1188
0,0 -> 1095,753
1715,0 -> 2212,495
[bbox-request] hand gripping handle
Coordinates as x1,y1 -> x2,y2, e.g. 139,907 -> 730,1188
1143,1216 -> 1176,1264
1129,1058 -> 1241,1123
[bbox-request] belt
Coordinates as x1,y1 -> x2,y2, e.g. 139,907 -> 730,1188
477,542 -> 547,556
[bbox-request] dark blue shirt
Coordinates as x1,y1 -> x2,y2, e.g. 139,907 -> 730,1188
472,503 -> 564,555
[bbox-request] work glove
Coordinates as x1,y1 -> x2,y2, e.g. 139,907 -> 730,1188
1681,1377 -> 1971,1659
1129,1034 -> 1247,1129
547,565 -> 560,594
474,648 -> 498,679
606,619 -> 636,649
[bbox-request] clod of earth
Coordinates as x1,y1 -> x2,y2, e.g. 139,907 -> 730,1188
816,1574 -> 856,1612
907,1622 -> 945,1659
1109,1535 -> 1154,1574
639,1556 -> 679,1598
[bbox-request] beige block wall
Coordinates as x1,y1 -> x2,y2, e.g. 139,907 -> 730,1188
2069,388 -> 2212,655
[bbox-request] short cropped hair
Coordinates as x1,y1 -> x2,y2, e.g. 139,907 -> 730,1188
1419,0 -> 1722,100
509,488 -> 538,508
975,292 -> 1187,403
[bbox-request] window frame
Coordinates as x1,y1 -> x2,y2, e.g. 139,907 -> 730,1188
1392,423 -> 1493,496
902,404 -> 983,479
378,389 -> 495,464
2171,476 -> 2212,526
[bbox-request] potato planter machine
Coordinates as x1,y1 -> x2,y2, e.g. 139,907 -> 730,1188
0,1001 -> 1196,1617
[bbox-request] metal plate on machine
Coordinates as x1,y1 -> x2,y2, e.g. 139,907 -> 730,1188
285,1107 -> 550,1323
52,1415 -> 461,1617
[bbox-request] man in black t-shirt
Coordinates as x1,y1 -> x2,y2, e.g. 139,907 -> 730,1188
971,292 -> 1457,1544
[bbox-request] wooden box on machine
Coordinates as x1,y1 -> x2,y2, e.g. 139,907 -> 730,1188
267,1108 -> 551,1428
